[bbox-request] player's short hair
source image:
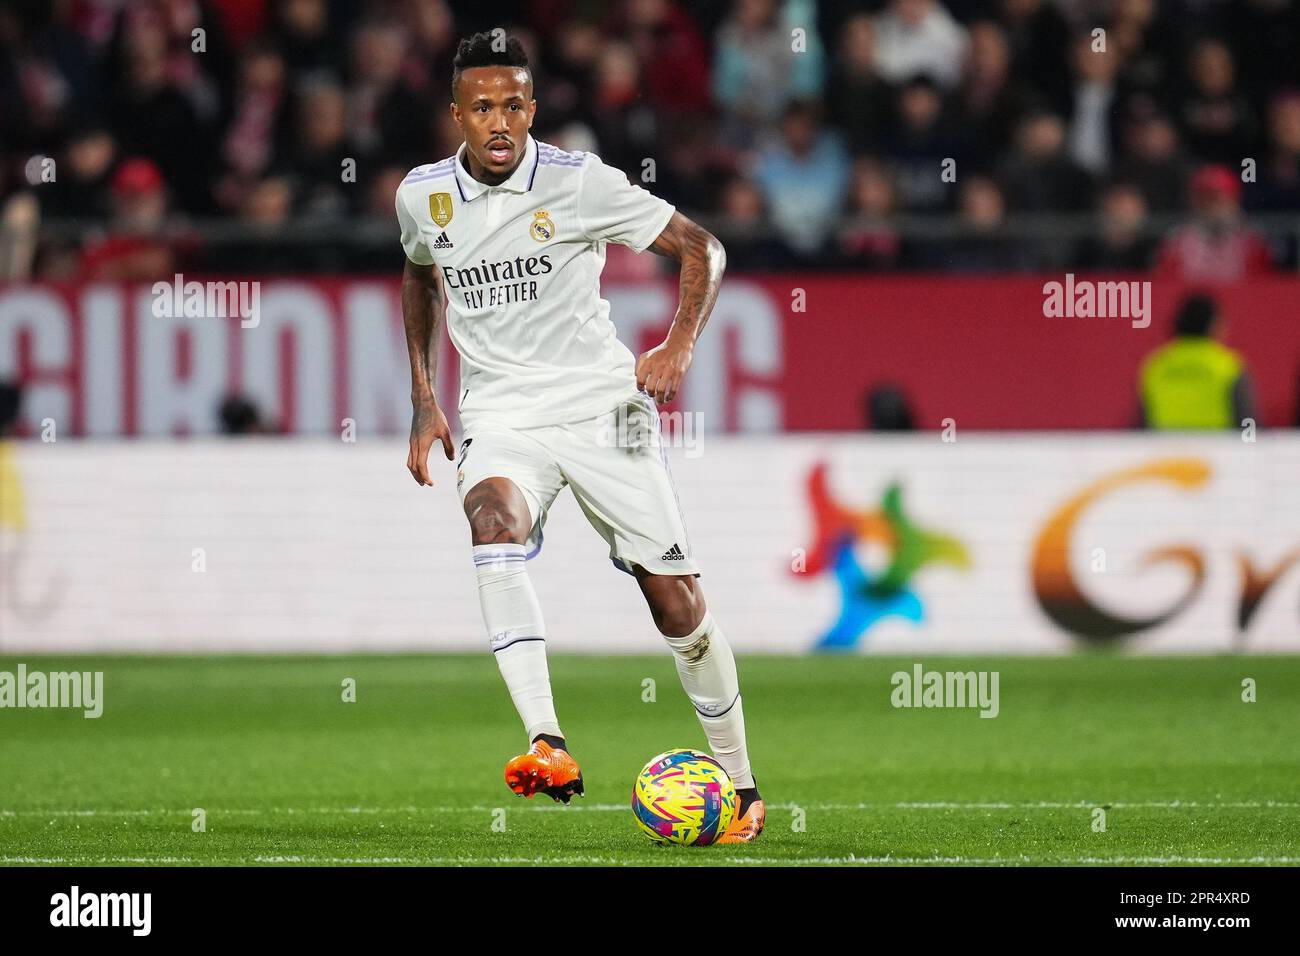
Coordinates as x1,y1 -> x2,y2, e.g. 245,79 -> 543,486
452,32 -> 531,100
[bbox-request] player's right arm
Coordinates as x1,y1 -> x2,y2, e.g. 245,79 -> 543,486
402,257 -> 454,486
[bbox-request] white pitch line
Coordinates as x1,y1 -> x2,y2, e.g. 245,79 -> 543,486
3,800 -> 1297,818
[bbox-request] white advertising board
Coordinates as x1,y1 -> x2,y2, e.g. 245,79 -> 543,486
1,434 -> 1296,654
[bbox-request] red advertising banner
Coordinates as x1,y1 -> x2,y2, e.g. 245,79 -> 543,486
0,275 -> 1295,435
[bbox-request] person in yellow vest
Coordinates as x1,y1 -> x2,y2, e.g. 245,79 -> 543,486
1139,295 -> 1256,429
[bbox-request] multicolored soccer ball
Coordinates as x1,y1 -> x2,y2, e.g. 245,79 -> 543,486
631,749 -> 737,846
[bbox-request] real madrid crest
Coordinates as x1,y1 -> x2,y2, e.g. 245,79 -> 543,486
530,209 -> 555,242
428,192 -> 453,227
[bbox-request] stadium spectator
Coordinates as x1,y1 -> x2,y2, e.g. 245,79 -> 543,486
713,175 -> 791,272
401,0 -> 457,88
213,174 -> 310,273
872,0 -> 969,90
210,0 -> 270,48
615,0 -> 711,114
40,123 -> 118,224
215,39 -> 290,213
713,0 -> 825,143
347,18 -> 425,168
78,158 -> 182,281
916,174 -> 1036,271
1106,0 -> 1182,105
752,100 -> 850,258
1226,0 -> 1300,105
1065,30 -> 1121,176
0,190 -> 38,281
540,18 -> 602,134
996,107 -> 1091,266
1178,37 -> 1257,165
654,116 -> 734,213
587,40 -> 657,173
1138,294 -> 1256,429
271,0 -> 342,74
1077,180 -> 1158,270
103,10 -> 218,213
883,75 -> 964,213
995,0 -> 1071,112
957,20 -> 1022,169
0,2 -> 96,156
285,75 -> 357,219
998,109 -> 1093,213
1113,110 -> 1192,213
829,13 -> 894,157
1157,164 -> 1274,282
838,158 -> 904,270
1247,91 -> 1300,212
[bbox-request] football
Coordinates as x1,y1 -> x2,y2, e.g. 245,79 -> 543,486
631,749 -> 737,846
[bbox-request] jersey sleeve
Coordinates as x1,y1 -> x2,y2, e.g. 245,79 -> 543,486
577,155 -> 676,252
395,187 -> 435,265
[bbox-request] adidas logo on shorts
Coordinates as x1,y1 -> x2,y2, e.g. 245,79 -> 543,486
660,543 -> 685,561
432,231 -> 454,249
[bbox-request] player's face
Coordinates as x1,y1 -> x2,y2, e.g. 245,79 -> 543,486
452,67 -> 536,182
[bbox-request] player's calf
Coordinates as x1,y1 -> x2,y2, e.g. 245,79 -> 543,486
638,572 -> 763,828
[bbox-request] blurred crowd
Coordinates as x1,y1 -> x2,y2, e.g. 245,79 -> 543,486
2,0 -> 1300,278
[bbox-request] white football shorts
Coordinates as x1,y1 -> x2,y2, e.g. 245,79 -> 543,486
455,393 -> 699,577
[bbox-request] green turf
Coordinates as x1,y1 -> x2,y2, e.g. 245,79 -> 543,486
1,654 -> 1297,866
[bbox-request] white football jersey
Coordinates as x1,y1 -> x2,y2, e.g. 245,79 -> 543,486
396,135 -> 676,429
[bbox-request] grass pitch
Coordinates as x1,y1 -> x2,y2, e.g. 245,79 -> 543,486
1,654 -> 1297,866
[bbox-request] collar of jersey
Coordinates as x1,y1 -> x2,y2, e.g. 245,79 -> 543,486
453,134 -> 538,202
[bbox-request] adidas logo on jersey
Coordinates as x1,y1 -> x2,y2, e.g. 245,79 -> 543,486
660,543 -> 685,561
432,231 -> 454,249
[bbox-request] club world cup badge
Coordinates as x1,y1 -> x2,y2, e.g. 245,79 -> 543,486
530,209 -> 556,242
429,192 -> 453,227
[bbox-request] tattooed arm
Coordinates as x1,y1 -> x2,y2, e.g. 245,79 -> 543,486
403,258 -> 454,485
636,211 -> 727,404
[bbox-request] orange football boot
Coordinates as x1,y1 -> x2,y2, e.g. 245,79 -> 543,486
717,799 -> 765,844
504,739 -> 584,804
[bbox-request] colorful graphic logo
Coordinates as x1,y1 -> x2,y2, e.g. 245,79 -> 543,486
794,463 -> 970,650
1030,456 -> 1300,645
1030,458 -> 1209,641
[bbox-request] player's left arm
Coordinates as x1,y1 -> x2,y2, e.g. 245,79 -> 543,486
637,211 -> 726,404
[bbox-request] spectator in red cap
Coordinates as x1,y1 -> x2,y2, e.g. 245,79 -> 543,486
112,157 -> 165,200
1156,163 -> 1273,282
79,157 -> 179,280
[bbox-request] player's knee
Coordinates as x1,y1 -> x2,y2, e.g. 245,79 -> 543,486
468,507 -> 527,545
464,485 -> 530,545
647,586 -> 705,640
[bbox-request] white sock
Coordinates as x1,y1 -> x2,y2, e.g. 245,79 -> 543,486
473,543 -> 561,742
662,613 -> 755,789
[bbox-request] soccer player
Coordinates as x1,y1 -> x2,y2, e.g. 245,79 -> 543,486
396,32 -> 763,842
